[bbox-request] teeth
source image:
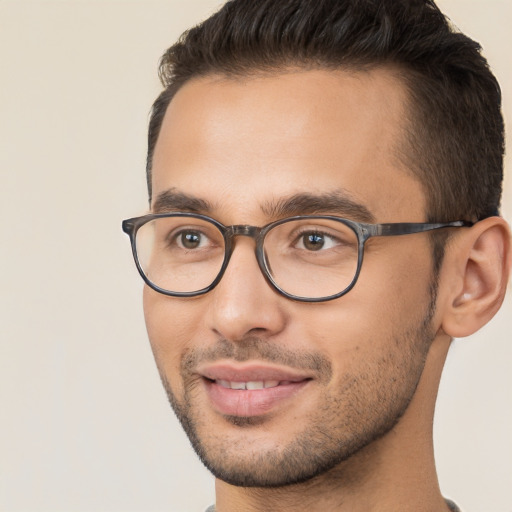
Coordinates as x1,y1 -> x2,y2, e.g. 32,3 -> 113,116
246,381 -> 264,390
216,380 -> 281,390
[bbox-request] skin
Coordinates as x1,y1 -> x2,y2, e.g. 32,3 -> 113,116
143,69 -> 511,511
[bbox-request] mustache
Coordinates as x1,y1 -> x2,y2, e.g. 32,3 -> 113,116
181,337 -> 333,380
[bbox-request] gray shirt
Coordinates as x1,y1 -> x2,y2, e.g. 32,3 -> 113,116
205,499 -> 461,511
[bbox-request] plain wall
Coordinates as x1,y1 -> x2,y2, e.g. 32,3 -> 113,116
0,1 -> 510,511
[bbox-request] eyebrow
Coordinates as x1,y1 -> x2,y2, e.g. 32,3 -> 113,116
152,188 -> 375,223
262,191 -> 376,223
153,188 -> 215,214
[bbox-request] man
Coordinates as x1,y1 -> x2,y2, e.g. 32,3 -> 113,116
123,0 -> 511,510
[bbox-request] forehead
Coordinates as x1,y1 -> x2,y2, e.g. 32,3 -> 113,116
151,68 -> 426,223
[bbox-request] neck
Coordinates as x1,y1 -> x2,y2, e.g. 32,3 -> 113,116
214,334 -> 453,512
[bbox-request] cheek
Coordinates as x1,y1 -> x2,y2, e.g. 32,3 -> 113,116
296,243 -> 433,369
143,287 -> 204,389
357,238 -> 434,319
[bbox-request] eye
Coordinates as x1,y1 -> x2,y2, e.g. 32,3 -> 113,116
176,230 -> 208,249
295,231 -> 338,251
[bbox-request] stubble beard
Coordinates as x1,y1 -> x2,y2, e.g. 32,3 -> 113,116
156,285 -> 438,488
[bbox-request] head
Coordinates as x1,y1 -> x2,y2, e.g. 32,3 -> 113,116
136,0 -> 510,492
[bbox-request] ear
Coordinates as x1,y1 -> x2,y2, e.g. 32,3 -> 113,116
440,216 -> 511,338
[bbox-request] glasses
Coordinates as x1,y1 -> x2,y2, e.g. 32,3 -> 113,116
122,213 -> 472,303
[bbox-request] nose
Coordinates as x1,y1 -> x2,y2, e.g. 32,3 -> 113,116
205,237 -> 287,342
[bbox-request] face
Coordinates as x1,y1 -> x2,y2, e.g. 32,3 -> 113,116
144,69 -> 438,487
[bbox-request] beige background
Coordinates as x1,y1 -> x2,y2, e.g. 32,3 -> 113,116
0,1 -> 510,511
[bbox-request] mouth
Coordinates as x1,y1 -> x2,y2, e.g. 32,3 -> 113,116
198,363 -> 313,417
214,379 -> 292,390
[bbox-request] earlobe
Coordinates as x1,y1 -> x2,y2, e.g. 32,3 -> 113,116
440,217 -> 511,338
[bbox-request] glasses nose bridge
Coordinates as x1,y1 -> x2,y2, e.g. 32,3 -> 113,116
224,224 -> 266,270
221,224 -> 267,286
227,224 -> 262,241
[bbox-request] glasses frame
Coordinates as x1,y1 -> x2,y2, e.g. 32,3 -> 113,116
122,212 -> 473,303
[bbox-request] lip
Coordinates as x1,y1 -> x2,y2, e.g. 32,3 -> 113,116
198,362 -> 313,417
198,362 -> 313,383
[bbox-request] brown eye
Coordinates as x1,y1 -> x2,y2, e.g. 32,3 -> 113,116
302,233 -> 325,251
179,231 -> 203,249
